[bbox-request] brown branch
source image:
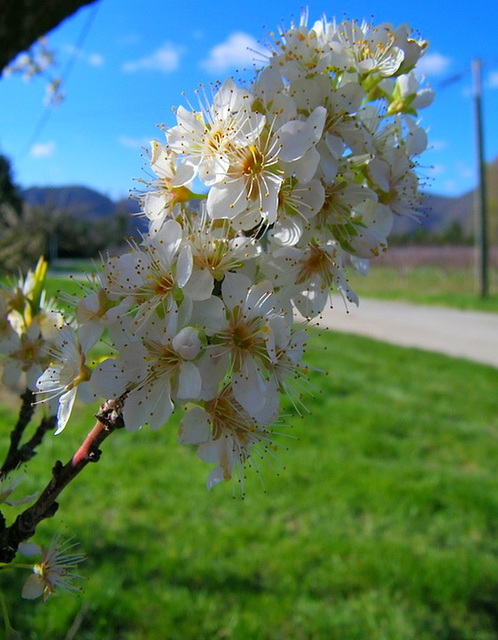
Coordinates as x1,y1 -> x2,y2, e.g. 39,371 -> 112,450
0,398 -> 124,563
18,415 -> 58,465
1,391 -> 58,478
0,389 -> 36,478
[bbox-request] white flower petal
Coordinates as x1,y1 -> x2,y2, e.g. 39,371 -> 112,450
206,465 -> 226,490
179,407 -> 211,445
207,180 -> 248,219
197,350 -> 230,400
233,359 -> 267,417
222,272 -> 251,311
182,268 -> 214,301
277,106 -> 326,162
54,388 -> 77,435
190,296 -> 226,335
176,361 -> 202,400
177,244 -> 193,288
22,574 -> 45,600
19,542 -> 41,557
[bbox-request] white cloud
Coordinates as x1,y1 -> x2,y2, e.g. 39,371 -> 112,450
417,52 -> 451,76
200,32 -> 264,73
122,42 -> 183,73
488,70 -> 498,88
64,45 -> 104,67
87,53 -> 104,67
30,141 -> 56,158
119,135 -> 150,149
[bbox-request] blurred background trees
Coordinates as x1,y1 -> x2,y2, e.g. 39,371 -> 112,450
0,153 -> 132,274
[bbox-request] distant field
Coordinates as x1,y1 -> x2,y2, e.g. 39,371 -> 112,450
1,330 -> 498,639
348,246 -> 498,312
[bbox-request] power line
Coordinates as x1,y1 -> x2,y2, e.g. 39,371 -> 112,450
436,69 -> 468,90
436,56 -> 498,91
21,0 -> 102,157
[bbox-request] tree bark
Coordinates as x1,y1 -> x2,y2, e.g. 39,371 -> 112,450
0,0 -> 98,72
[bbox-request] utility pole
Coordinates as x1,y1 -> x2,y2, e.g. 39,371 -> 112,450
472,58 -> 489,298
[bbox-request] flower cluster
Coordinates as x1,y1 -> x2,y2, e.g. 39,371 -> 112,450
0,257 -> 96,434
31,13 -> 432,492
0,257 -> 64,394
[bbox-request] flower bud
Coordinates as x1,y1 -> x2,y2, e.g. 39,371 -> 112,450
172,327 -> 202,360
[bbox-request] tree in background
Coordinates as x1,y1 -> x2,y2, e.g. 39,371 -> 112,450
0,155 -> 23,216
0,208 -> 48,274
0,0 -> 97,72
0,155 -> 44,273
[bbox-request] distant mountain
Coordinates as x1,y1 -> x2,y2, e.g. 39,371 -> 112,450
393,157 -> 498,241
21,185 -> 138,220
391,191 -> 475,237
114,195 -> 141,217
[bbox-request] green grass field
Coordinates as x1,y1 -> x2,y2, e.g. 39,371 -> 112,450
1,329 -> 498,639
347,264 -> 498,312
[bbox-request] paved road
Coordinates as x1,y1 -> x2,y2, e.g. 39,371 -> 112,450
314,298 -> 498,369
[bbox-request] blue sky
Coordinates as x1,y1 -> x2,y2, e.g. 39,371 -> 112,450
1,0 -> 498,200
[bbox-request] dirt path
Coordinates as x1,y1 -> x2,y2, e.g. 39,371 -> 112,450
314,298 -> 498,368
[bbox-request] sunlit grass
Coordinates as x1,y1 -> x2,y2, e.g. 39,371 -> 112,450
348,264 -> 498,311
1,330 -> 498,639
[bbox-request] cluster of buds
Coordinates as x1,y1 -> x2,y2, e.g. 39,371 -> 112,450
2,13 -> 433,494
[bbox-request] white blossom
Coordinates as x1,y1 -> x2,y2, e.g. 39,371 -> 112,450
27,9 -> 432,493
179,384 -> 280,493
167,78 -> 265,186
20,534 -> 86,601
36,325 -> 93,434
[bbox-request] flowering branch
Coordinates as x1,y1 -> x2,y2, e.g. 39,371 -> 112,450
2,12 -> 435,498
0,398 -> 124,563
0,10 -> 435,611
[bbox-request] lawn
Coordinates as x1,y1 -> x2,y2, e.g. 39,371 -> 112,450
346,245 -> 498,312
348,264 -> 498,312
1,329 -> 498,639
